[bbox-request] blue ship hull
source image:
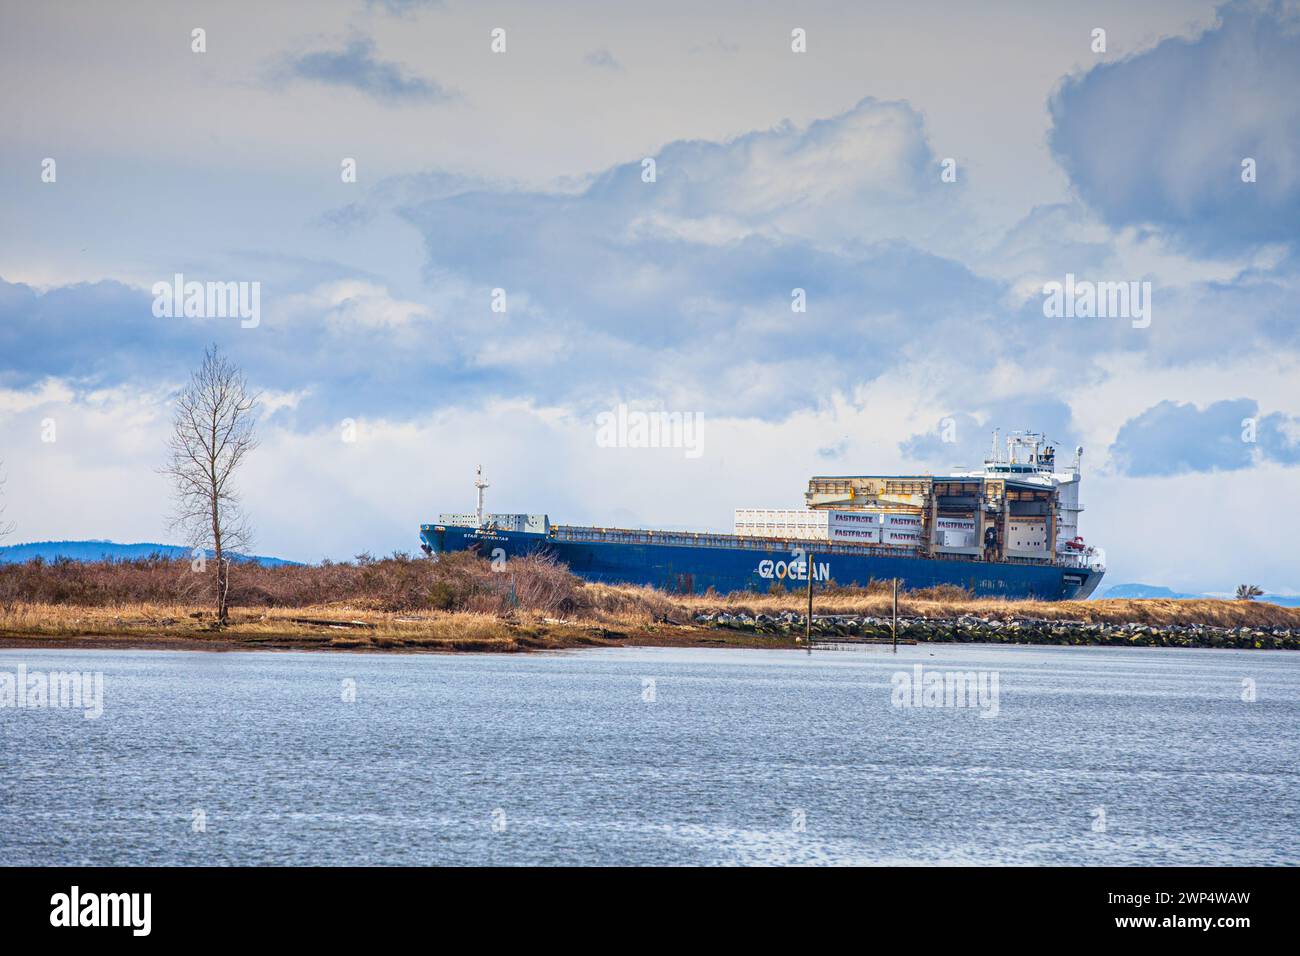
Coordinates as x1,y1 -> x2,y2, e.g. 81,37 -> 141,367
420,524 -> 1103,601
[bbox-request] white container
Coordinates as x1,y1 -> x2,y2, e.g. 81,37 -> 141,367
734,509 -> 829,538
828,511 -> 880,529
436,512 -> 548,532
883,529 -> 923,545
829,525 -> 881,543
934,516 -> 976,532
882,513 -> 925,530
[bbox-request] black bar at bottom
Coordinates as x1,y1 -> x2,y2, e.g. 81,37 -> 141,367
0,866 -> 1284,943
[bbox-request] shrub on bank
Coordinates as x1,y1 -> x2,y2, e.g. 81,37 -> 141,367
424,551 -> 584,617
0,549 -> 585,616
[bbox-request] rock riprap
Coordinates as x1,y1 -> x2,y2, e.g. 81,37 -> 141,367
691,611 -> 1299,649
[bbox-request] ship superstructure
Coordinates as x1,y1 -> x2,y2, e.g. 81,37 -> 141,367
741,431 -> 1103,573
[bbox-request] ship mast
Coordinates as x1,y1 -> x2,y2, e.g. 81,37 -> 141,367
474,465 -> 489,527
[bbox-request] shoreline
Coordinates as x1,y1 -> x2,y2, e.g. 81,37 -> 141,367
0,625 -> 804,655
2,612 -> 1297,655
2,632 -> 1296,655
3,588 -> 1299,654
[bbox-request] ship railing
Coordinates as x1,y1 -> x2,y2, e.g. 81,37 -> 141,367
549,525 -> 1059,566
553,525 -> 897,556
1057,550 -> 1106,572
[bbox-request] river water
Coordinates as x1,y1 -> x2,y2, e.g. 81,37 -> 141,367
1,644 -> 1295,865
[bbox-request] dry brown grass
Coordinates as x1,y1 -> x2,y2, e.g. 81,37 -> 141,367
578,582 -> 683,623
0,601 -> 640,653
0,554 -> 689,651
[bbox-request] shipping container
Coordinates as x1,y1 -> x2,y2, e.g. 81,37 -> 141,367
734,508 -> 830,539
829,525 -> 882,543
828,511 -> 881,528
437,513 -> 549,533
882,513 -> 925,530
883,529 -> 923,545
934,516 -> 976,532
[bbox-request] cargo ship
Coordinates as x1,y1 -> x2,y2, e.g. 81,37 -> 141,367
420,431 -> 1106,600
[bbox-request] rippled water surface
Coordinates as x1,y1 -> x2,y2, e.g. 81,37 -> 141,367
1,644 -> 1296,865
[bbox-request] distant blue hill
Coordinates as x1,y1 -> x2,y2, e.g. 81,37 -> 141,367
1101,583 -> 1201,600
1244,594 -> 1300,608
1102,582 -> 1300,608
0,540 -> 298,567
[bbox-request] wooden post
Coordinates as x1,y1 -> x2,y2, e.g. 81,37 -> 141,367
805,552 -> 814,654
891,577 -> 899,654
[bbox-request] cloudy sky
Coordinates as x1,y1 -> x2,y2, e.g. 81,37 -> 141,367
2,0 -> 1298,594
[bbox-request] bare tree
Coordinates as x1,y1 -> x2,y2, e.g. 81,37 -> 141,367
162,345 -> 260,624
0,461 -> 14,615
0,459 -> 14,542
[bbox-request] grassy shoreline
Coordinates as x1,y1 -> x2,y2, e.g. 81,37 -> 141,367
0,599 -> 802,653
3,588 -> 1299,653
4,553 -> 1298,652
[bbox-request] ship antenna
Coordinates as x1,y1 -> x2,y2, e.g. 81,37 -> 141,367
474,465 -> 489,527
